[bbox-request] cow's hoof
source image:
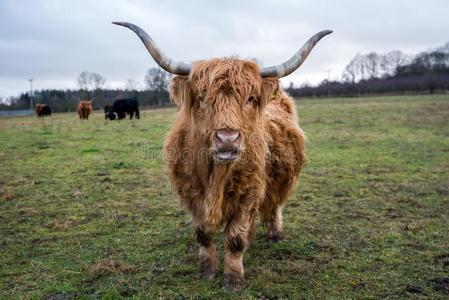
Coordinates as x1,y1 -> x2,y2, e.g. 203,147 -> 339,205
268,231 -> 284,243
199,262 -> 216,280
221,273 -> 244,292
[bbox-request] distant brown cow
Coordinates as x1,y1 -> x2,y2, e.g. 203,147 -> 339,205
35,104 -> 51,117
114,22 -> 332,291
35,104 -> 44,116
77,100 -> 93,120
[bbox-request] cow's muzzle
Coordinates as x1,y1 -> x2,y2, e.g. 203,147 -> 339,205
212,129 -> 241,162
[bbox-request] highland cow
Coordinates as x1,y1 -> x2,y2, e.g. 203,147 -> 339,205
114,22 -> 331,291
105,97 -> 140,120
35,104 -> 51,117
77,100 -> 93,120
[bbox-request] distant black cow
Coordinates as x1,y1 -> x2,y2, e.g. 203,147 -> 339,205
106,97 -> 140,120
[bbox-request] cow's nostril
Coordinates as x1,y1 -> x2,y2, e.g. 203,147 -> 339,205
214,129 -> 241,162
215,129 -> 241,144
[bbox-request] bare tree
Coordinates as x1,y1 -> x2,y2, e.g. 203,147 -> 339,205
342,59 -> 357,83
379,50 -> 410,77
77,71 -> 106,91
364,52 -> 380,79
342,53 -> 366,83
91,73 -> 106,90
144,68 -> 170,92
343,51 -> 409,82
144,68 -> 171,106
125,79 -> 139,91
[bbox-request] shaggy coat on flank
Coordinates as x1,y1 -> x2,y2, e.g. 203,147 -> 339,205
164,58 -> 306,291
77,100 -> 93,120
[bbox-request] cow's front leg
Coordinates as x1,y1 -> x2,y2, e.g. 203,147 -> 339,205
222,209 -> 255,291
196,225 -> 218,280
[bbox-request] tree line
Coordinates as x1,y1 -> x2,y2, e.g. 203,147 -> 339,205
0,68 -> 172,112
287,42 -> 449,98
2,42 -> 449,111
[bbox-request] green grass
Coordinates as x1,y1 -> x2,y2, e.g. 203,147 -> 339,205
1,95 -> 448,299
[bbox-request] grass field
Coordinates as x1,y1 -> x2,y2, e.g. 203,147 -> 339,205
1,95 -> 449,299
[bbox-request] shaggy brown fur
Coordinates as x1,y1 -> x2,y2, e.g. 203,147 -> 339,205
77,100 -> 93,120
164,58 -> 306,291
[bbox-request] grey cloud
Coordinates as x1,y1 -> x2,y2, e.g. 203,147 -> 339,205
1,0 -> 448,98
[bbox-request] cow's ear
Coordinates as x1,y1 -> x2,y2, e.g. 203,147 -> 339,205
261,78 -> 279,107
170,76 -> 192,109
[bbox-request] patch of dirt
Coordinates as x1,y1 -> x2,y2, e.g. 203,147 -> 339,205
87,258 -> 136,277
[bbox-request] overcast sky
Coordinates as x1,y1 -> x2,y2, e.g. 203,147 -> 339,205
1,0 -> 448,99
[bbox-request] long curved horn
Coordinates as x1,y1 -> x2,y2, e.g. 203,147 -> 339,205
260,30 -> 333,78
112,22 -> 191,75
